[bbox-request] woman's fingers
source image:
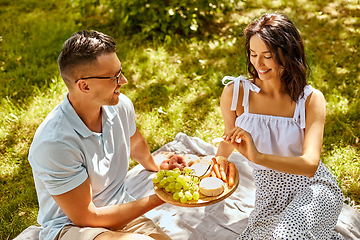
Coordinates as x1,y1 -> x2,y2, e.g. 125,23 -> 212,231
227,127 -> 246,143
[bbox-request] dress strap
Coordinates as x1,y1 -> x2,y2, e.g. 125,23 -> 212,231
292,85 -> 314,129
222,76 -> 260,113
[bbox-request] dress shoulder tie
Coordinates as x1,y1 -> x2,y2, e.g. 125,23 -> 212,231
292,85 -> 314,129
222,76 -> 260,112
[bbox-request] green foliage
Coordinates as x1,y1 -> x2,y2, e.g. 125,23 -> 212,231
71,0 -> 235,41
0,0 -> 78,108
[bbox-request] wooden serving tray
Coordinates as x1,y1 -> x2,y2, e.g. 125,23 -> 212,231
154,166 -> 239,207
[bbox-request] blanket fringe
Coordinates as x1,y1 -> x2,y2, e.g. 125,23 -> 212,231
344,197 -> 360,212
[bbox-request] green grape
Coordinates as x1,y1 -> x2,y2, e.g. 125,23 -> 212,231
167,175 -> 175,182
158,181 -> 165,188
175,181 -> 182,190
158,170 -> 165,177
153,175 -> 160,183
156,172 -> 164,181
192,176 -> 199,184
184,175 -> 191,182
168,182 -> 176,189
176,175 -> 186,185
183,182 -> 190,191
173,191 -> 180,200
193,191 -> 200,200
183,167 -> 192,174
180,195 -> 188,204
159,178 -> 167,188
185,191 -> 193,200
165,185 -> 172,192
157,168 -> 203,203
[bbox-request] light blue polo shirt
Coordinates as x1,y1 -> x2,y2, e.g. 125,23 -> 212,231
28,93 -> 136,240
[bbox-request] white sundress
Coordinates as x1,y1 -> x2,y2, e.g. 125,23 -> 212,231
222,76 -> 345,240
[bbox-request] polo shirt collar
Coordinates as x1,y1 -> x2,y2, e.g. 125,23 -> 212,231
60,94 -> 116,138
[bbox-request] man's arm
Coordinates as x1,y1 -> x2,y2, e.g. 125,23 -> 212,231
52,177 -> 164,230
130,128 -> 159,172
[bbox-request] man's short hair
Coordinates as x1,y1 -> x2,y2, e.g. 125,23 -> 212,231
58,30 -> 117,84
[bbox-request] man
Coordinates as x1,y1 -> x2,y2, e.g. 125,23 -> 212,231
28,30 -> 171,240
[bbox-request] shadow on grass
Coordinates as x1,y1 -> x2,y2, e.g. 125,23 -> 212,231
0,123 -> 39,239
2,0 -> 360,238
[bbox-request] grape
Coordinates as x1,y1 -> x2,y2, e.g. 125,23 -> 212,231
173,192 -> 180,200
152,175 -> 160,183
168,182 -> 176,189
185,191 -> 192,200
183,167 -> 192,174
192,176 -> 199,184
175,181 -> 182,190
180,195 -> 187,203
183,182 -> 190,191
155,168 -> 202,204
193,191 -> 200,200
165,185 -> 172,192
167,175 -> 175,182
184,175 -> 191,182
176,175 -> 186,185
159,178 -> 167,186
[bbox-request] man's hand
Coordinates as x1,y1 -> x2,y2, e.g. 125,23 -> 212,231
153,152 -> 175,167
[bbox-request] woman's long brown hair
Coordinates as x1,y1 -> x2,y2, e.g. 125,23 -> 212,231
244,13 -> 309,102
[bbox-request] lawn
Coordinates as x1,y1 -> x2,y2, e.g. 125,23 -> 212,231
1,0 -> 359,239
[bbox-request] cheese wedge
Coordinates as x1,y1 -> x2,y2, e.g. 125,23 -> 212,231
183,154 -> 200,166
199,177 -> 224,197
189,163 -> 212,178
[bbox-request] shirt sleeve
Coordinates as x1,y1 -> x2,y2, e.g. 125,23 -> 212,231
30,140 -> 88,196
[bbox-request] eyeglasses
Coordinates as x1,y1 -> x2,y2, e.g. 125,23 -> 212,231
75,68 -> 123,84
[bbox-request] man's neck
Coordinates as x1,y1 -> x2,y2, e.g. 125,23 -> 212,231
68,93 -> 103,133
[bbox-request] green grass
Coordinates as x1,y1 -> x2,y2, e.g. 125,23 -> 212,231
1,0 -> 360,239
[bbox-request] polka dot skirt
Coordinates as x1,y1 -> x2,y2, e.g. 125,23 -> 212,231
238,161 -> 345,240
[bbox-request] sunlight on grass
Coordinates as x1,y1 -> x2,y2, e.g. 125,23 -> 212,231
324,145 -> 360,205
0,78 -> 66,177
1,0 -> 360,238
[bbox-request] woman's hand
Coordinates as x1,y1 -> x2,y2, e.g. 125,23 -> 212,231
223,127 -> 261,164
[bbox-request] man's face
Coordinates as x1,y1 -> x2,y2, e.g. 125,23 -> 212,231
81,52 -> 127,106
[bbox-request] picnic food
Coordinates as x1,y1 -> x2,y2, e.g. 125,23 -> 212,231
188,162 -> 212,178
159,159 -> 170,170
217,156 -> 228,182
212,159 -> 222,179
183,154 -> 200,166
160,155 -> 187,171
228,162 -> 236,187
199,177 -> 224,196
153,168 -> 200,204
154,154 -> 237,205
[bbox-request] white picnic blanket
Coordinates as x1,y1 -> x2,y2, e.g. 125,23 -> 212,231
14,132 -> 360,240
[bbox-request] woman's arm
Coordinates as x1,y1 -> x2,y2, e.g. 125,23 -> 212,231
216,82 -> 243,158
224,89 -> 326,177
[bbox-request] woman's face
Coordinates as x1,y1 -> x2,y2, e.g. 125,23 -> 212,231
249,34 -> 283,82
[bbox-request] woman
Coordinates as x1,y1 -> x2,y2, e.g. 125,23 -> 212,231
216,13 -> 344,239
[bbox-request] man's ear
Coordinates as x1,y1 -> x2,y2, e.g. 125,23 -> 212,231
77,80 -> 91,93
